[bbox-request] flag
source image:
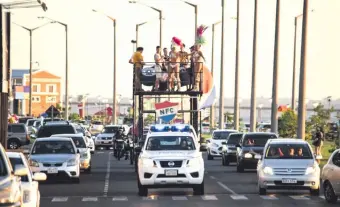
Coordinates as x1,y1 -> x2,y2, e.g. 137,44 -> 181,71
199,65 -> 216,110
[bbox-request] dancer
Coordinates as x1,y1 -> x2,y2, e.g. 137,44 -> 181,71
169,37 -> 182,91
192,25 -> 208,91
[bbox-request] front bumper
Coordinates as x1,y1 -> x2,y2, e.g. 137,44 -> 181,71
138,165 -> 204,187
258,173 -> 320,190
95,140 -> 113,147
31,163 -> 79,180
209,146 -> 223,156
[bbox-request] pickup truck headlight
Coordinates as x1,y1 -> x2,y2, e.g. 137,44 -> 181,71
305,165 -> 318,175
187,158 -> 201,167
244,153 -> 252,158
212,143 -> 219,148
67,159 -> 76,166
141,158 -> 156,168
29,159 -> 39,167
263,166 -> 274,175
23,190 -> 31,203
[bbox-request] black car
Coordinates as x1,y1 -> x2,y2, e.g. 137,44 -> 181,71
37,123 -> 77,138
236,132 -> 278,172
221,133 -> 243,166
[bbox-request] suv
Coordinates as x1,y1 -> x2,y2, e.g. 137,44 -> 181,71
8,123 -> 30,149
37,123 -> 77,138
257,139 -> 320,195
236,132 -> 278,172
0,143 -> 28,206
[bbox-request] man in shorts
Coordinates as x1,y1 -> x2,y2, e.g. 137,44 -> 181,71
130,47 -> 144,91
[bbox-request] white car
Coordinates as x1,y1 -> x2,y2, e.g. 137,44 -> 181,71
137,125 -> 204,196
28,137 -> 81,183
207,129 -> 238,160
7,152 -> 47,207
256,139 -> 320,195
51,134 -> 92,173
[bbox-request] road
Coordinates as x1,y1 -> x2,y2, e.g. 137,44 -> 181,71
39,150 -> 334,207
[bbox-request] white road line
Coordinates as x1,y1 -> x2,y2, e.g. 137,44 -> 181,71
289,195 -> 310,200
103,152 -> 111,197
201,195 -> 218,200
112,196 -> 128,201
51,197 -> 68,202
209,176 -> 216,180
260,195 -> 278,200
319,196 -> 325,199
230,195 -> 248,200
142,196 -> 158,200
82,197 -> 98,202
97,152 -> 104,154
217,181 -> 237,195
172,196 -> 188,200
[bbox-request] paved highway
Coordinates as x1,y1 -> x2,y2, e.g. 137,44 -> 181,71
39,150 -> 334,206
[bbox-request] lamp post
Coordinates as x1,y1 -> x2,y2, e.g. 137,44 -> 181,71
13,22 -> 51,116
233,0 -> 240,131
180,0 -> 198,42
136,21 -> 147,48
38,16 -> 68,120
249,0 -> 258,132
92,9 -> 117,124
129,1 -> 163,49
297,0 -> 309,140
258,104 -> 263,122
270,0 -> 281,134
218,0 -> 226,129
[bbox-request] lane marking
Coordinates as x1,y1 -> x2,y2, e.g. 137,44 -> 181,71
112,196 -> 128,201
97,152 -> 104,154
319,196 -> 325,199
172,196 -> 188,200
143,196 -> 158,200
82,197 -> 98,202
51,197 -> 68,202
230,195 -> 248,200
201,195 -> 218,200
209,176 -> 216,180
103,152 -> 111,197
289,195 -> 310,200
217,181 -> 237,195
260,195 -> 278,200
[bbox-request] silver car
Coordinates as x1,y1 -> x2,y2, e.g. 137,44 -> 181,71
95,125 -> 120,149
28,137 -> 81,183
321,149 -> 340,203
256,138 -> 320,195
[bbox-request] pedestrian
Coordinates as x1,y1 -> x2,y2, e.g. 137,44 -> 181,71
312,127 -> 324,159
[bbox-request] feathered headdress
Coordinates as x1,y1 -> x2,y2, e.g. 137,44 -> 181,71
171,36 -> 183,51
196,24 -> 208,45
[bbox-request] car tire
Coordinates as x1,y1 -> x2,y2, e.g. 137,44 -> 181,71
7,139 -> 20,149
324,181 -> 338,203
224,156 -> 230,166
137,178 -> 148,196
236,162 -> 244,173
207,151 -> 213,160
259,187 -> 266,195
72,177 -> 80,184
193,181 -> 205,195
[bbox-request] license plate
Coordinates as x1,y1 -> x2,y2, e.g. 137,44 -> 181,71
47,167 -> 58,174
165,170 -> 178,176
282,178 -> 297,184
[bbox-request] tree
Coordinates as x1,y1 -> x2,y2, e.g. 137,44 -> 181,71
224,112 -> 233,123
278,110 -> 298,138
69,113 -> 80,121
145,114 -> 155,125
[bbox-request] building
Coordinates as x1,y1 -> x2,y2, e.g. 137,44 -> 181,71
11,69 -> 62,117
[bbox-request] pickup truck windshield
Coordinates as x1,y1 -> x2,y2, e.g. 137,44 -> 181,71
146,136 -> 195,151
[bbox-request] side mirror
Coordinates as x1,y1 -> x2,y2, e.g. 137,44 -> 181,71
254,154 -> 262,160
14,164 -> 28,177
135,147 -> 142,153
33,172 -> 47,181
77,149 -> 80,153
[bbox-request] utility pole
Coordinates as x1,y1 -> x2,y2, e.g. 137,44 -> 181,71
291,17 -> 298,111
65,25 -> 69,120
29,30 -> 32,115
270,0 -> 280,134
218,0 -> 225,129
233,0 -> 240,131
297,0 -> 309,139
113,19 -> 117,124
159,11 -> 163,50
249,0 -> 258,132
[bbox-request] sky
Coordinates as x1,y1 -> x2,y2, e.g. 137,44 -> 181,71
6,0 -> 340,101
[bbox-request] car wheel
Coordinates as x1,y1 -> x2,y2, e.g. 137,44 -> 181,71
259,187 -> 266,195
72,177 -> 80,184
193,180 -> 205,195
7,139 -> 20,149
236,162 -> 244,173
137,178 -> 148,196
207,151 -> 213,160
224,156 -> 230,166
324,181 -> 338,203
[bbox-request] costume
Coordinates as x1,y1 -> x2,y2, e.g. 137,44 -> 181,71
193,25 -> 208,91
169,37 -> 183,91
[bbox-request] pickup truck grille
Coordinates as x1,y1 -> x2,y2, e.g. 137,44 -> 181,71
273,168 -> 306,176
159,160 -> 183,168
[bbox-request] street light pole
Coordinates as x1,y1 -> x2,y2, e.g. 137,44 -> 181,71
233,0 -> 240,131
270,0 -> 281,134
182,1 -> 198,42
249,0 -> 258,132
218,0 -> 226,129
291,16 -> 298,111
136,22 -> 147,48
297,0 -> 309,139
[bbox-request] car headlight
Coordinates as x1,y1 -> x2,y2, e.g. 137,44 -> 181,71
187,158 -> 201,167
67,159 -> 77,166
81,153 -> 88,159
212,143 -> 219,148
305,165 -> 318,175
244,153 -> 252,158
29,159 -> 39,167
140,158 -> 156,168
23,190 -> 31,203
263,166 -> 274,175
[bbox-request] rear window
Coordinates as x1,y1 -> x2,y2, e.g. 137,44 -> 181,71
11,125 -> 26,133
243,134 -> 277,147
37,125 -> 75,138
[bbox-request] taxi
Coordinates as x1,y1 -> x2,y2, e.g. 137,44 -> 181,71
137,125 -> 205,196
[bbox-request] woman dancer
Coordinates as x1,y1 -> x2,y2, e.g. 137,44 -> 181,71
168,37 -> 182,91
192,25 -> 208,91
